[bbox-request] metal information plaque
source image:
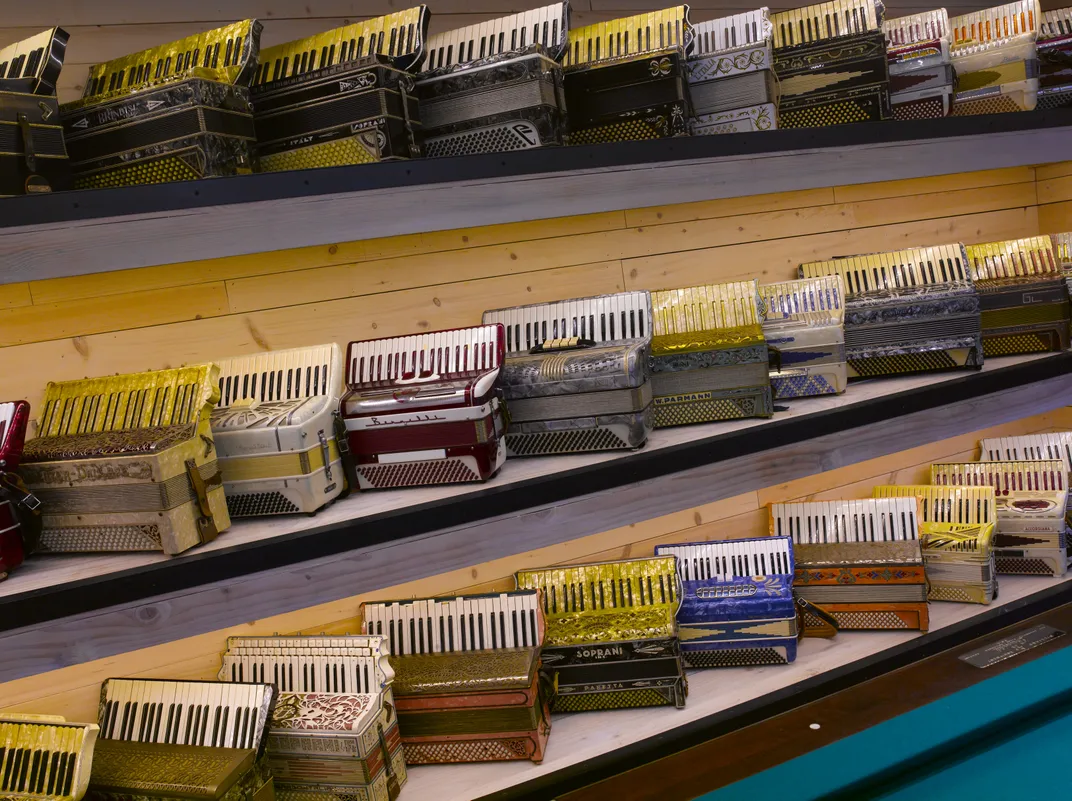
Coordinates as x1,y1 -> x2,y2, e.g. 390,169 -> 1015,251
959,624 -> 1065,669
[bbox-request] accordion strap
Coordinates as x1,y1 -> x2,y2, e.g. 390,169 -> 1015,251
333,411 -> 360,499
185,458 -> 221,545
795,595 -> 840,639
0,471 -> 42,556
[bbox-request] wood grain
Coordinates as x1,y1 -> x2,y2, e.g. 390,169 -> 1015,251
1040,201 -> 1072,235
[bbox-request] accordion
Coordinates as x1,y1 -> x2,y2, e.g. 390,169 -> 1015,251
771,0 -> 892,128
873,485 -> 998,604
649,281 -> 773,427
687,9 -> 778,135
774,498 -> 930,631
0,28 -> 70,195
251,9 -> 427,172
964,236 -> 1071,357
799,243 -> 983,379
949,0 -> 1041,115
90,678 -> 277,801
361,591 -> 549,764
20,366 -> 230,556
416,3 -> 569,158
340,324 -> 507,489
211,344 -> 348,517
759,275 -> 847,399
932,460 -> 1069,577
1055,232 -> 1072,299
483,292 -> 653,456
563,6 -> 693,144
0,400 -> 39,581
1038,7 -> 1072,109
0,715 -> 98,801
219,635 -> 405,800
515,557 -> 688,712
883,9 -> 956,119
980,433 -> 1072,519
60,21 -> 261,189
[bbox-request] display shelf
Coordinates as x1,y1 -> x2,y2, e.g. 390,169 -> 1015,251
0,109 -> 1070,283
1,351 -> 1069,683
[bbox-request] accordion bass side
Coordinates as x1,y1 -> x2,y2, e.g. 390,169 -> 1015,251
20,366 -> 230,556
949,0 -> 1041,115
0,400 -> 38,581
883,9 -> 956,120
1037,7 -> 1072,109
0,715 -> 99,801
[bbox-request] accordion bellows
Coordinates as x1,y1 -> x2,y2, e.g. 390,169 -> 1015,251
1038,7 -> 1072,109
21,365 -> 230,556
949,0 -> 1041,115
883,9 -> 956,120
0,400 -> 34,580
0,714 -> 98,801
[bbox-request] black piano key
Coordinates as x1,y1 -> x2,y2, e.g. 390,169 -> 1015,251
499,610 -> 507,648
46,751 -> 61,795
211,708 -> 222,748
27,750 -> 40,793
199,706 -> 210,747
61,751 -> 75,797
16,749 -> 29,792
1,746 -> 13,790
529,609 -> 537,645
184,706 -> 196,745
511,610 -> 519,647
468,613 -> 476,651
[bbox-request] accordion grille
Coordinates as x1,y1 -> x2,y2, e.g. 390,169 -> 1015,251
345,324 -> 504,385
650,280 -> 760,337
760,275 -> 844,325
884,9 -> 951,47
1041,7 -> 1072,40
980,433 -> 1072,470
691,9 -> 772,56
771,0 -> 883,49
965,236 -> 1059,281
799,243 -> 971,295
216,344 -> 340,407
949,0 -> 1040,53
931,460 -> 1067,492
771,498 -> 921,543
563,6 -> 692,67
872,485 -> 996,524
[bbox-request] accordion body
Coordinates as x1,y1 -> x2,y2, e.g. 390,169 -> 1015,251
1037,7 -> 1072,109
340,324 -> 507,489
655,536 -> 799,668
0,714 -> 98,801
211,344 -> 346,517
60,21 -> 261,188
949,0 -> 1041,115
0,28 -> 70,195
0,400 -> 38,581
883,10 -> 956,120
774,498 -> 930,631
980,433 -> 1072,519
483,292 -> 653,456
516,557 -> 688,712
760,276 -> 847,399
361,592 -> 550,764
800,244 -> 983,379
649,281 -> 773,427
20,365 -> 230,556
965,236 -> 1071,357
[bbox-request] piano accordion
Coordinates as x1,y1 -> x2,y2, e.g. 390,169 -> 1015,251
799,243 -> 983,379
0,715 -> 98,801
250,9 -> 427,172
979,433 -> 1072,519
1037,7 -> 1072,109
219,635 -> 404,801
949,0 -> 1041,115
0,400 -> 39,582
771,0 -> 892,128
1054,231 -> 1072,300
340,324 -> 506,489
872,485 -> 997,604
932,460 -> 1069,577
211,344 -> 347,517
60,21 -> 261,189
655,536 -> 801,667
482,292 -> 653,456
90,678 -> 277,801
773,498 -> 929,631
649,280 -> 774,427
0,28 -> 70,195
415,3 -> 569,158
687,10 -> 778,136
964,236 -> 1071,356
515,557 -> 688,712
562,6 -> 693,145
20,365 -> 230,556
883,9 -> 956,119
361,591 -> 549,764
759,275 -> 847,399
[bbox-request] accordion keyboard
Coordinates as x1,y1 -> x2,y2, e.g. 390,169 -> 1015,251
0,402 -> 16,454
773,498 -> 920,543
516,558 -> 679,621
965,236 -> 1059,281
484,291 -> 651,354
221,635 -> 389,693
0,28 -> 67,94
771,0 -> 881,49
658,537 -> 793,580
932,460 -> 1067,491
346,325 -> 503,386
873,485 -> 995,527
760,276 -> 844,325
0,717 -> 98,801
422,2 -> 569,72
980,433 -> 1072,470
1054,233 -> 1072,266
692,10 -> 772,55
800,243 -> 971,295
216,344 -> 338,408
651,281 -> 760,336
1041,7 -> 1072,39
950,0 -> 1040,55
884,9 -> 950,48
563,6 -> 692,67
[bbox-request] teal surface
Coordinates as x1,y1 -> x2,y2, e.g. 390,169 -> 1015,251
697,644 -> 1072,801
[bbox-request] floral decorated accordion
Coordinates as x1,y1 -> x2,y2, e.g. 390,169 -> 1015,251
0,28 -> 70,195
759,275 -> 847,399
774,498 -> 930,631
250,9 -> 427,172
516,557 -> 688,712
563,6 -> 693,144
416,3 -> 569,158
219,635 -> 404,801
771,0 -> 892,128
0,714 -> 98,801
949,0 -> 1041,115
687,9 -> 778,135
883,9 -> 956,119
89,678 -> 277,801
483,292 -> 653,455
964,236 -> 1071,356
932,460 -> 1069,577
873,485 -> 997,604
20,366 -> 230,556
1037,7 -> 1072,109
649,280 -> 773,427
361,591 -> 550,764
0,400 -> 39,582
211,344 -> 347,517
340,324 -> 507,489
799,243 -> 983,379
60,22 -> 261,188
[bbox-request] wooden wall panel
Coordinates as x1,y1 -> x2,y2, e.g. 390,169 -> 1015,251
1039,161 -> 1072,236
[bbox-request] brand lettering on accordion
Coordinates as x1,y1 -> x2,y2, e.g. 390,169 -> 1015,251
883,9 -> 956,119
949,0 -> 1041,115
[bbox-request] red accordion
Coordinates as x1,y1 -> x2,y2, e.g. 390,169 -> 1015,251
341,325 -> 508,489
0,400 -> 40,580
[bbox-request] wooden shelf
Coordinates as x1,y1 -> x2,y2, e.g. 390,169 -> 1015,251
0,109 -> 1069,283
1,351 -> 1069,684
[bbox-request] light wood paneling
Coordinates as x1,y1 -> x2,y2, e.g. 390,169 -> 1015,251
0,283 -> 32,311
831,167 -> 1036,204
1038,174 -> 1072,206
1037,162 -> 1072,182
1041,201 -> 1072,234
